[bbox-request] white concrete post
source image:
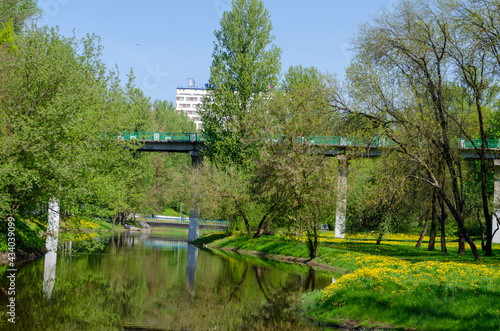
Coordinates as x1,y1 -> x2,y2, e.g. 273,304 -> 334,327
46,198 -> 60,251
493,160 -> 500,244
187,203 -> 200,242
335,156 -> 348,238
188,151 -> 202,242
44,198 -> 60,299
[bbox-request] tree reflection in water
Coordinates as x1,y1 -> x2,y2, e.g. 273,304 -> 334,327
1,232 -> 336,330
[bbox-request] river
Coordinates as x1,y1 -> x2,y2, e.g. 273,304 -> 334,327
0,231 -> 341,330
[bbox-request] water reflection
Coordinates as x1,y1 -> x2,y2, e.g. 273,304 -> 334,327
185,244 -> 198,295
42,245 -> 57,300
3,232 -> 340,330
43,198 -> 60,300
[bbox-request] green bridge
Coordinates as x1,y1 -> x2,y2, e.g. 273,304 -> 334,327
117,131 -> 500,149
115,131 -> 500,244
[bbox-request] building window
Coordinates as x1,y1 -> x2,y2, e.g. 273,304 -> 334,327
187,97 -> 198,101
177,97 -> 184,101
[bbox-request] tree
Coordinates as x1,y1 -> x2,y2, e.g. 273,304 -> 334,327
152,99 -> 195,132
329,0 -> 482,259
202,0 -> 282,168
0,0 -> 40,32
0,26 -> 148,221
243,80 -> 337,256
283,65 -> 322,90
452,0 -> 500,256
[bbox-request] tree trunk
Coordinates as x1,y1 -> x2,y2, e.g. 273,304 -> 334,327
307,227 -> 318,259
458,232 -> 465,256
376,233 -> 383,245
416,216 -> 429,248
428,192 -> 437,251
476,209 -> 485,250
254,216 -> 269,238
438,195 -> 447,253
235,201 -> 252,236
474,94 -> 492,256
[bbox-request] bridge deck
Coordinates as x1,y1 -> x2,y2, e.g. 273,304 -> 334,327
144,216 -> 230,228
115,132 -> 500,159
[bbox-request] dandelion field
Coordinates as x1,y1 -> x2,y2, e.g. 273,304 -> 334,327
207,232 -> 500,330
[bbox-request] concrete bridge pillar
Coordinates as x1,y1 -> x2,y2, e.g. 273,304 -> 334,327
493,160 -> 500,244
188,151 -> 201,243
335,156 -> 348,238
187,202 -> 200,242
44,198 -> 60,299
189,150 -> 203,167
46,198 -> 60,251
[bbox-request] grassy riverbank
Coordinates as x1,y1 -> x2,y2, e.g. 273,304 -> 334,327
0,216 -> 115,260
197,232 -> 500,330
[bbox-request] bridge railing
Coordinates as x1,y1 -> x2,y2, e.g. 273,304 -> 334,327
114,132 -> 500,150
119,132 -> 204,142
145,216 -> 230,227
458,139 -> 500,149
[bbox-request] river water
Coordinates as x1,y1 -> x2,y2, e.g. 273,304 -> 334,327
0,231 -> 340,330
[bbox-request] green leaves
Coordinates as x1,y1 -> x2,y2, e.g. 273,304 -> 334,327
203,0 -> 282,168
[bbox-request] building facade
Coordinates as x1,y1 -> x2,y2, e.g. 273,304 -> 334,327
175,86 -> 207,131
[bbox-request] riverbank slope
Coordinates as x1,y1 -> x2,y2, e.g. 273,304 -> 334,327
195,232 -> 500,330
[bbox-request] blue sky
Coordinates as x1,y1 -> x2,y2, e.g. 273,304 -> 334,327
39,0 -> 396,102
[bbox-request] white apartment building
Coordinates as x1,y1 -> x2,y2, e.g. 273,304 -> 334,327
175,82 -> 207,131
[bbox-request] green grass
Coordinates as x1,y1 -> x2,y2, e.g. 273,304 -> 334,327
199,232 -> 500,330
211,234 -> 312,257
192,232 -> 228,245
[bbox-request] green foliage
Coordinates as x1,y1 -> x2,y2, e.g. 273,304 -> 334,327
0,0 -> 41,32
0,19 -> 17,52
0,215 -> 44,252
283,65 -> 322,89
202,0 -> 282,167
153,99 -> 195,132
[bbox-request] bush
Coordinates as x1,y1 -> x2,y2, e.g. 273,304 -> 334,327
0,216 -> 45,253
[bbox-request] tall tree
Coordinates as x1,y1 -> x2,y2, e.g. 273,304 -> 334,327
329,0 -> 482,259
453,0 -> 500,255
202,0 -> 282,168
0,26 -> 146,221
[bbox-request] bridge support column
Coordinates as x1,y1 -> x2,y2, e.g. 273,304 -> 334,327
190,150 -> 203,167
46,198 -> 60,251
188,151 -> 201,242
44,198 -> 60,300
187,203 -> 200,242
493,160 -> 500,244
335,156 -> 348,238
